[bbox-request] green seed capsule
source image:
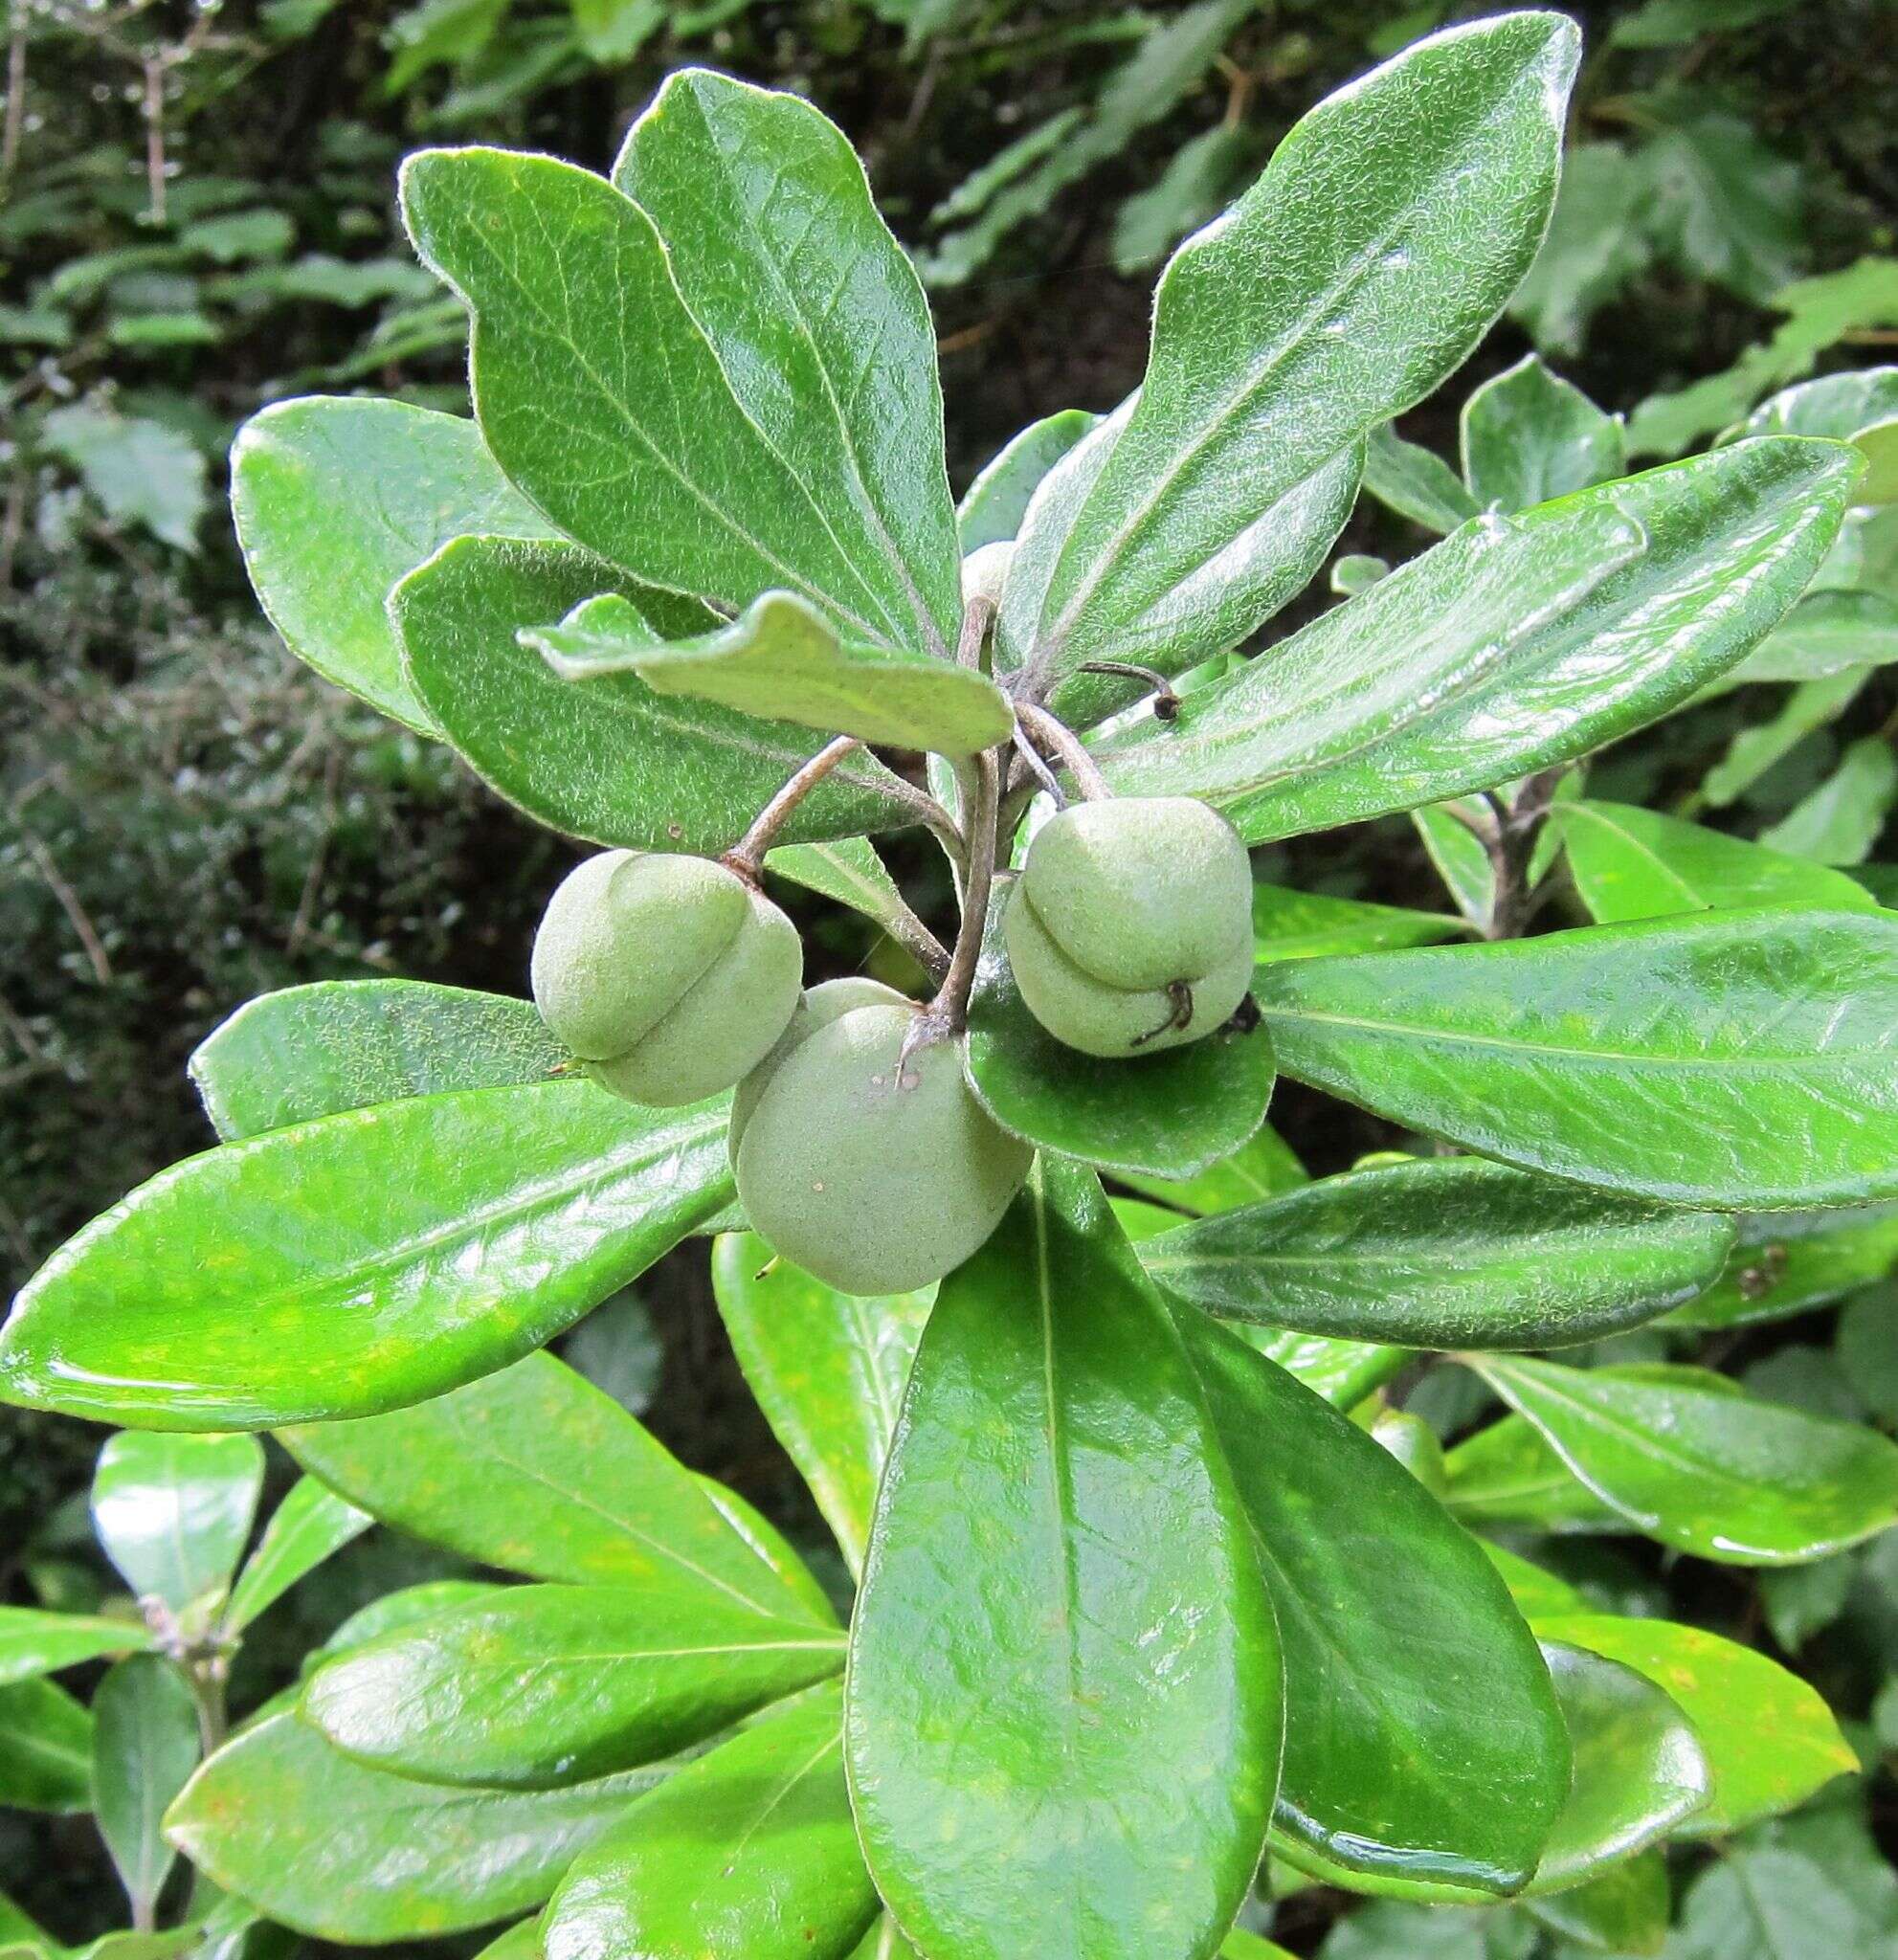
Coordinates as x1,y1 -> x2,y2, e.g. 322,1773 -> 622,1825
1003,796 -> 1253,1058
732,999 -> 1034,1296
531,850 -> 801,1107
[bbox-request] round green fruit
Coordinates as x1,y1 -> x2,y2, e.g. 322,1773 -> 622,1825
530,850 -> 801,1106
1004,796 -> 1252,1058
731,1000 -> 1034,1296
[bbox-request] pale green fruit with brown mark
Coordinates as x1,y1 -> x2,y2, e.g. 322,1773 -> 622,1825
729,976 -> 913,1150
531,850 -> 801,1107
732,1001 -> 1034,1296
1004,796 -> 1253,1058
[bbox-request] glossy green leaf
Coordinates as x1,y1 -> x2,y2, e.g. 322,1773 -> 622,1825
1558,801 -> 1876,923
546,1685 -> 875,1960
847,1161 -> 1280,1960
1113,1122 -> 1307,1214
93,1656 -> 200,1924
524,590 -> 1012,755
710,1234 -> 931,1578
957,411 -> 1099,551
1481,1543 -> 1591,1620
402,147 -> 914,647
1251,884 -> 1464,963
4,1082 -> 730,1430
1700,668 -> 1871,810
285,1351 -> 834,1626
1091,442 -> 1860,840
1461,355 -> 1625,512
167,1710 -> 663,1941
190,980 -> 564,1142
963,886 -> 1276,1179
1414,800 -> 1501,927
1000,14 -> 1576,698
1444,1412 -> 1629,1537
305,1582 -> 844,1788
1530,1641 -> 1708,1893
1142,1157 -> 1732,1348
1179,1309 -> 1567,1893
1255,908 -> 1898,1210
1737,365 -> 1898,448
1728,588 -> 1898,684
614,68 -> 962,657
0,1679 -> 93,1813
1761,735 -> 1898,865
92,1434 -> 263,1621
846,1919 -> 920,1960
223,1477 -> 371,1633
1248,1330 -> 1408,1409
396,536 -> 914,852
1218,1937 -> 1298,1960
1362,421 -> 1480,535
1470,1355 -> 1898,1564
230,396 -> 557,732
0,1889 -> 51,1960
0,1608 -> 154,1687
1534,1615 -> 1858,1834
763,839 -> 927,965
1523,1849 -> 1669,1955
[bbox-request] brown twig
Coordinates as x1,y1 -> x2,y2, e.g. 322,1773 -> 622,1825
723,736 -> 866,882
21,829 -> 112,982
1015,701 -> 1111,802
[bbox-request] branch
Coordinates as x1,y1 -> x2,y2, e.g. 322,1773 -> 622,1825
1015,701 -> 1111,802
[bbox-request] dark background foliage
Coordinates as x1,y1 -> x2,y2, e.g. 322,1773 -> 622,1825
3,0 -> 1895,1949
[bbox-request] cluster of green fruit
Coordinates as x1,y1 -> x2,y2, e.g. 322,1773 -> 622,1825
532,794 -> 1253,1296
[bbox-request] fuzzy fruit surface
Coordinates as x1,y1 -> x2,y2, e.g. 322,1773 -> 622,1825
531,850 -> 801,1107
1005,796 -> 1253,1057
732,999 -> 1034,1296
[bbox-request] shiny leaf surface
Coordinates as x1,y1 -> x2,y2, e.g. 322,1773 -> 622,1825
1729,587 -> 1898,684
957,410 -> 1099,550
1460,355 -> 1625,512
1663,1201 -> 1898,1329
190,980 -> 563,1141
167,1710 -> 663,1941
284,1352 -> 834,1626
0,1679 -> 93,1813
1180,1310 -> 1567,1893
1523,1850 -> 1669,1954
0,1609 -> 154,1687
1140,1157 -> 1733,1348
91,1434 -> 263,1620
3,1082 -> 731,1429
1362,420 -> 1479,535
964,889 -> 1277,1179
847,1161 -> 1280,1960
710,1234 -> 931,1578
395,535 -> 912,852
1469,1354 -> 1898,1563
304,1583 -> 844,1788
1091,443 -> 1858,839
230,396 -> 556,731
525,589 -> 1010,755
763,840 -> 927,964
1251,884 -> 1464,963
546,1686 -> 876,1960
93,1657 -> 200,1924
223,1478 -> 371,1633
1001,14 -> 1576,693
614,69 -> 962,657
1255,908 -> 1898,1209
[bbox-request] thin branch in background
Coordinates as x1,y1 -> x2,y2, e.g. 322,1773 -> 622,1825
1,2 -> 26,191
21,828 -> 113,983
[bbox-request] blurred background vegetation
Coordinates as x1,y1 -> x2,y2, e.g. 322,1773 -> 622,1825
3,0 -> 1896,1950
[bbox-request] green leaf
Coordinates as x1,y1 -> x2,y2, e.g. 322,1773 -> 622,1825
1528,1640 -> 1708,1893
0,1679 -> 93,1813
1468,1355 -> 1898,1564
1663,1203 -> 1898,1329
400,148 -> 916,647
1645,112 -> 1802,304
166,1709 -> 663,1941
1248,1330 -> 1408,1410
846,1161 -> 1280,1960
230,397 -> 557,732
190,980 -> 564,1142
1112,1122 -> 1308,1214
763,839 -> 927,962
1251,884 -> 1465,963
1523,1849 -> 1669,1955
546,1685 -> 876,1960
304,1582 -> 845,1788
93,1656 -> 201,1925
1728,589 -> 1898,685
614,68 -> 963,657
957,411 -> 1100,551
1444,1405 -> 1633,1537
91,1434 -> 264,1622
963,885 -> 1277,1179
1362,422 -> 1481,535
1112,123 -> 1256,275
0,1889 -> 52,1960
1481,1543 -> 1591,1621
0,1609 -> 154,1687
1090,442 -> 1860,841
569,0 -> 659,61
284,1351 -> 835,1626
1668,1843 -> 1885,1960
1460,356 -> 1626,512
1508,143 -> 1654,356
710,1234 -> 931,1579
1761,736 -> 1898,865
1254,908 -> 1898,1210
999,14 -> 1576,697
1702,668 -> 1873,813
1140,1157 -> 1734,1348
1534,1615 -> 1857,1834
41,405 -> 207,553
1736,365 -> 1898,447
2,1082 -> 732,1430
1559,801 -> 1876,924
1180,1309 -> 1567,1894
395,535 -> 914,852
223,1478 -> 371,1633
524,589 -> 1012,755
